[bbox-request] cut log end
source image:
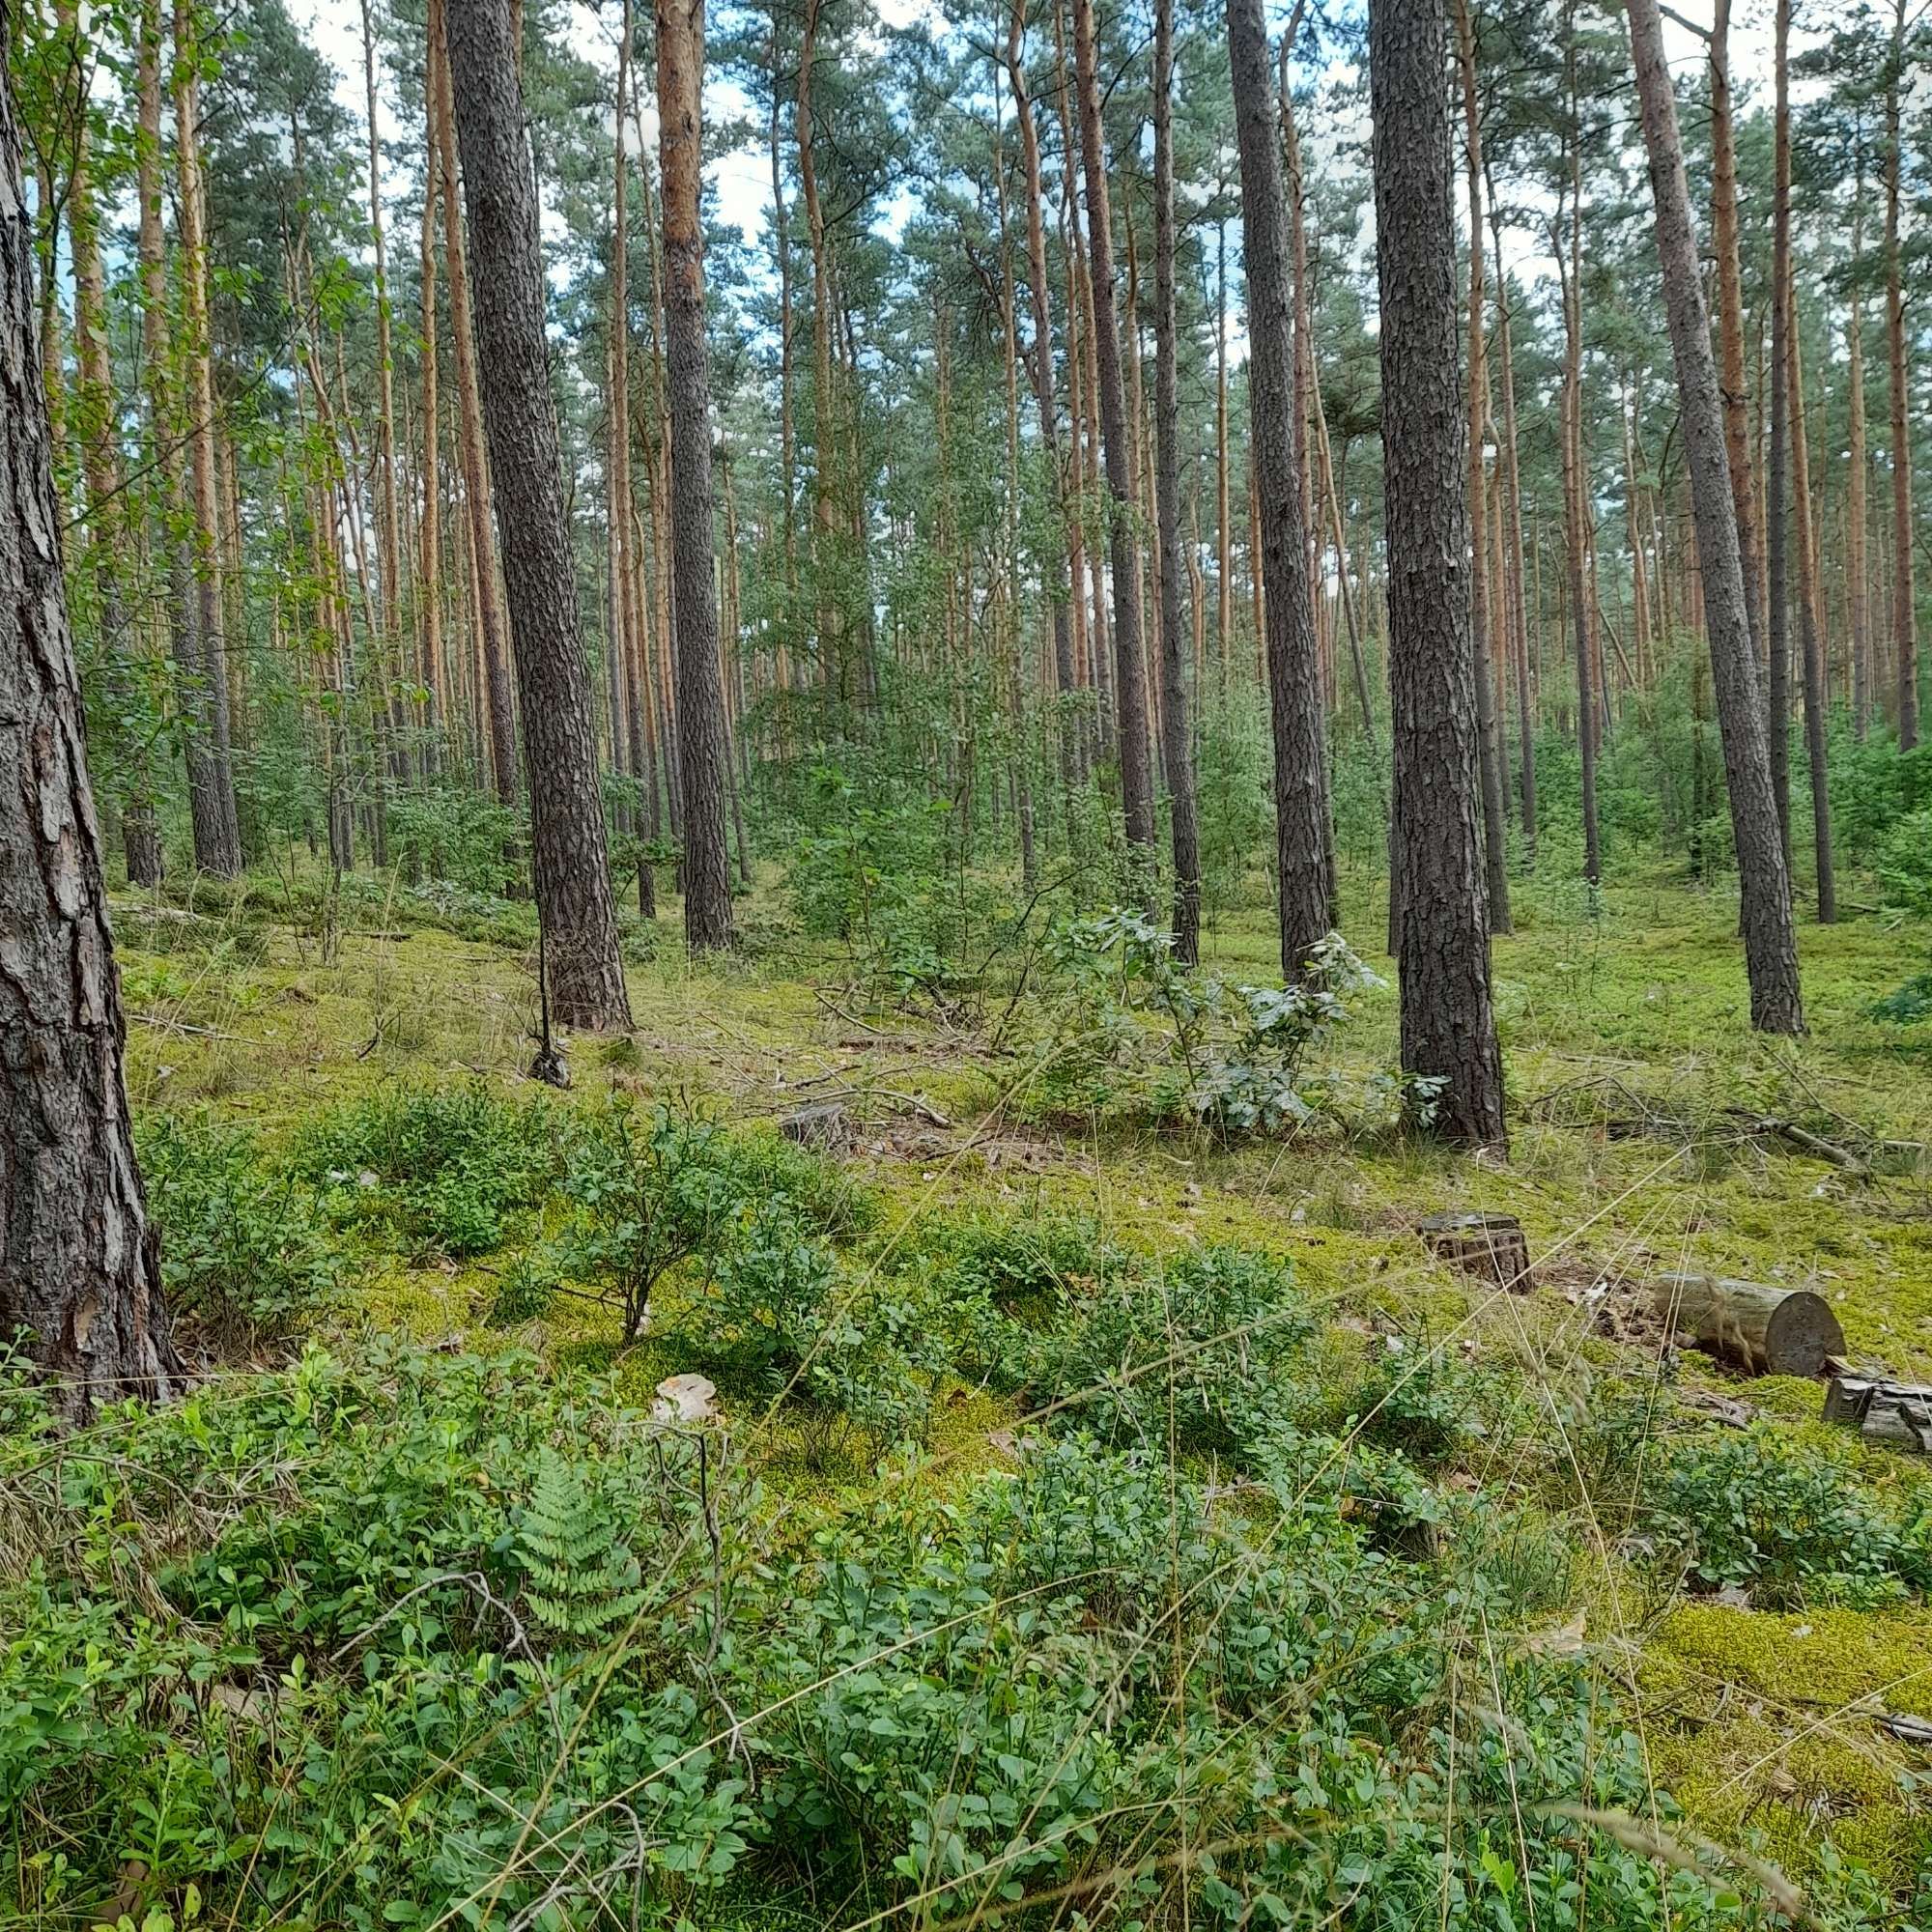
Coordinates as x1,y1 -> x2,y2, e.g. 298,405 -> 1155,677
1649,1272 -> 1845,1378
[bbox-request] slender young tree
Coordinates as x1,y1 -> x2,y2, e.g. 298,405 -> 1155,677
1709,0 -> 1764,669
1371,0 -> 1506,1147
64,1 -> 162,886
1627,0 -> 1804,1034
1767,0 -> 1792,852
1885,0 -> 1918,748
1152,0 -> 1200,961
657,0 -> 735,949
1228,0 -> 1332,977
444,0 -> 632,1030
1071,0 -> 1157,867
1006,0 -> 1080,826
1,49 -> 182,1417
172,0 -> 242,872
1787,295 -> 1835,923
1454,0 -> 1509,932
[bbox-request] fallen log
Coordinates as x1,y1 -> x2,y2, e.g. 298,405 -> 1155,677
1648,1272 -> 1844,1378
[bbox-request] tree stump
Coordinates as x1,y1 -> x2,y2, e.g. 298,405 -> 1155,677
1824,1373 -> 1932,1455
1417,1212 -> 1532,1291
1648,1272 -> 1844,1378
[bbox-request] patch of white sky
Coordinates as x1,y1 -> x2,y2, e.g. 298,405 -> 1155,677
300,0 -> 1802,366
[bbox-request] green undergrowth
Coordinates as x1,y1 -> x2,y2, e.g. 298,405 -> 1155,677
10,867 -> 1930,1927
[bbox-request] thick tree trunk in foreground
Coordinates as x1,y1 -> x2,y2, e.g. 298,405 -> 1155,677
1628,0 -> 1804,1035
1152,0 -> 1200,963
444,0 -> 632,1030
657,0 -> 735,951
1,58 -> 182,1418
1228,0 -> 1332,978
1071,0 -> 1157,867
1371,0 -> 1507,1148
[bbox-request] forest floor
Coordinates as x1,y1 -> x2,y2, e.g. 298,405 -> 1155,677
49,865 -> 1932,1922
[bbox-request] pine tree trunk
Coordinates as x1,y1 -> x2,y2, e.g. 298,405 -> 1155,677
137,2 -> 221,877
1152,0 -> 1200,960
1886,0 -> 1918,749
361,0 -> 408,781
1787,293 -> 1836,923
1455,0 -> 1510,933
1556,40 -> 1598,884
796,0 -> 844,710
430,0 -> 518,804
444,0 -> 633,1030
657,0 -> 735,949
1768,0 -> 1792,855
1070,0 -> 1156,867
1848,195 -> 1871,738
1628,0 -> 1804,1035
1,57 -> 183,1418
1007,0 -> 1080,833
1228,0 -> 1332,976
64,10 -> 162,886
1490,208 -> 1537,858
1371,0 -> 1507,1147
172,0 -> 243,872
419,133 -> 446,755
1709,0 -> 1765,671
1216,220 -> 1233,695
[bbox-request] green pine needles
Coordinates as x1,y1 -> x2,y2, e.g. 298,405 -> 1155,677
515,1449 -> 650,1642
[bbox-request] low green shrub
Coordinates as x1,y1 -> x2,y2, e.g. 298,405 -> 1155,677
296,1083 -> 563,1257
0,1343 -> 1874,1932
1653,1426 -> 1932,1607
137,1115 -> 338,1342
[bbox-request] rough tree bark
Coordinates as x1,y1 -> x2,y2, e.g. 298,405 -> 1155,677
1152,0 -> 1200,962
1071,0 -> 1157,867
657,0 -> 735,950
430,0 -> 518,804
1228,0 -> 1332,978
1,53 -> 183,1418
1627,0 -> 1804,1035
444,0 -> 633,1030
1371,0 -> 1507,1148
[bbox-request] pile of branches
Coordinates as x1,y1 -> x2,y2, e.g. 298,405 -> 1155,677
1525,1073 -> 1922,1181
